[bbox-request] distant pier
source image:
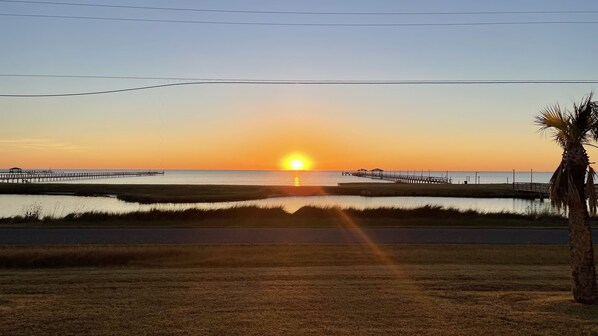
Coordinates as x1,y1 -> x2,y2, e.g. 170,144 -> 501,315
0,169 -> 164,183
511,183 -> 598,201
513,182 -> 549,200
343,169 -> 451,184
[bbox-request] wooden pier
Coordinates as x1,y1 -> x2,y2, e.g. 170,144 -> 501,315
513,183 -> 550,199
0,170 -> 164,183
510,182 -> 598,201
344,170 -> 451,184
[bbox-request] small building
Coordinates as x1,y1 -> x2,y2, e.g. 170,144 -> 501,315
371,168 -> 384,177
9,167 -> 23,174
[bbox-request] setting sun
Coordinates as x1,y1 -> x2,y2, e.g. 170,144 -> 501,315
281,153 -> 313,171
290,159 -> 304,170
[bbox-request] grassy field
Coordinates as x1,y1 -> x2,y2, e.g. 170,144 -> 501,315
0,182 -> 528,203
0,244 -> 575,268
1,244 -> 597,335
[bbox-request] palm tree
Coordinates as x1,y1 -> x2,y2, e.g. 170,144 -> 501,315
535,93 -> 598,304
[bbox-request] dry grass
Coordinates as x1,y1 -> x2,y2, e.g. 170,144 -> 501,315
0,244 -> 573,268
1,245 -> 597,335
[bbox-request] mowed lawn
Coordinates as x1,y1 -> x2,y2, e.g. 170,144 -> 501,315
1,244 -> 597,335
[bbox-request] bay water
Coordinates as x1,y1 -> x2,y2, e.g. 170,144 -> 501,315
0,170 -> 555,219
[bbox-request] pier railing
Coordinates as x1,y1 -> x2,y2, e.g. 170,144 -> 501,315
0,170 -> 164,183
513,182 -> 550,197
344,170 -> 451,184
514,182 -> 598,201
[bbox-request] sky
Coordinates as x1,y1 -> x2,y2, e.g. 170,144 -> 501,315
1,0 -> 598,171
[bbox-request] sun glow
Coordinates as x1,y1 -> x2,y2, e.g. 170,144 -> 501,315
282,153 -> 313,171
290,159 -> 304,170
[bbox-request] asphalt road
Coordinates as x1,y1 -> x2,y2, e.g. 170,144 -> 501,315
0,227 -> 592,245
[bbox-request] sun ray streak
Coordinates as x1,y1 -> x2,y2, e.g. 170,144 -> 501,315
309,186 -> 448,321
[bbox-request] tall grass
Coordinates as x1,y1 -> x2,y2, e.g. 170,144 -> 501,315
294,205 -> 564,220
62,205 -> 288,222
0,204 -> 570,227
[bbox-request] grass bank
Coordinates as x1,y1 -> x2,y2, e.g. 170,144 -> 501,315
0,182 -> 527,203
1,244 -> 597,335
0,205 -> 571,228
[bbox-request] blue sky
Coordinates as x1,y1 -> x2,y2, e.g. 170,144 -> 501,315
1,0 -> 597,170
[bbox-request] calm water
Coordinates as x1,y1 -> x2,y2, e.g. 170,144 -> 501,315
0,170 -> 556,219
47,170 -> 552,186
0,194 -> 554,219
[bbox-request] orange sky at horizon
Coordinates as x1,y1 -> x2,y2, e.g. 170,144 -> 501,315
0,130 -> 578,172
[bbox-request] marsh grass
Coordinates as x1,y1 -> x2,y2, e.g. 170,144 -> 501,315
0,183 -> 527,203
0,205 -> 572,228
19,202 -> 42,221
63,205 -> 288,222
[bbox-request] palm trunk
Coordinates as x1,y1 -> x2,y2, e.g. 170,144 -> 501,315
568,202 -> 598,303
567,149 -> 598,304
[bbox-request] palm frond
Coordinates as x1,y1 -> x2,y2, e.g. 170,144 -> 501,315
594,102 -> 598,141
549,161 -> 569,210
587,166 -> 597,215
535,103 -> 567,130
573,93 -> 596,144
535,104 -> 570,147
549,160 -> 585,211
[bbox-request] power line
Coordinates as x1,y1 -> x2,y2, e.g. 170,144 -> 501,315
0,74 -> 226,81
2,13 -> 598,27
2,0 -> 597,16
2,80 -> 598,98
